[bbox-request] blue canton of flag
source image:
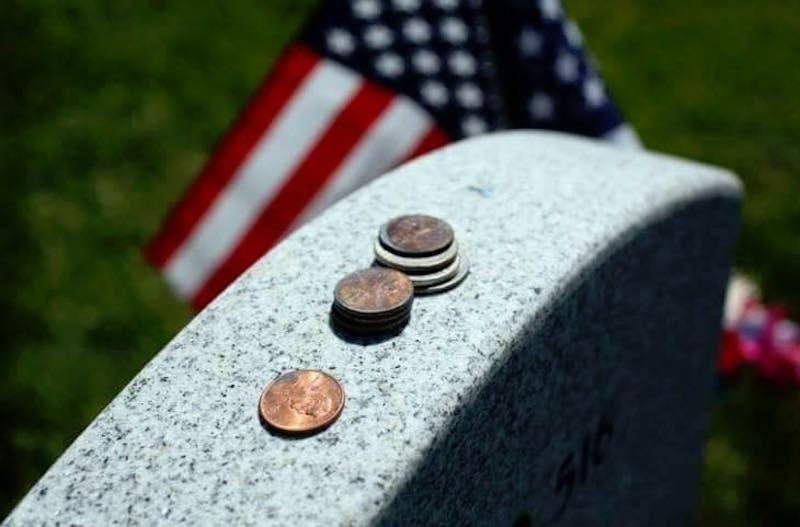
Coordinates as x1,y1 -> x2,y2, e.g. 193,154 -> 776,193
303,0 -> 640,144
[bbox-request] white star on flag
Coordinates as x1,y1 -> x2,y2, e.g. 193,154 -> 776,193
583,76 -> 607,108
462,115 -> 487,136
529,92 -> 555,119
392,0 -> 420,12
540,0 -> 562,20
456,83 -> 483,108
440,17 -> 469,43
564,21 -> 583,48
420,80 -> 449,106
352,0 -> 380,19
412,49 -> 441,74
364,25 -> 393,49
448,51 -> 477,76
518,29 -> 542,56
375,52 -> 404,77
327,29 -> 355,56
403,18 -> 431,43
433,0 -> 458,10
555,52 -> 580,83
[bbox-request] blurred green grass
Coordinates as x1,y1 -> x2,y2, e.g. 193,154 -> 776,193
1,0 -> 798,523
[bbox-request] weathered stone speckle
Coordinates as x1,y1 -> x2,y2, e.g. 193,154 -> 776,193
3,131 -> 739,526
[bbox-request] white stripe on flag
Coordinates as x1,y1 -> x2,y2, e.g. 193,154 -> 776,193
293,95 -> 433,226
602,123 -> 643,149
163,61 -> 361,299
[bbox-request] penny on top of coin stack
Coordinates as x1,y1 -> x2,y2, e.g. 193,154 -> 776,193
259,369 -> 345,436
331,267 -> 414,336
375,214 -> 469,295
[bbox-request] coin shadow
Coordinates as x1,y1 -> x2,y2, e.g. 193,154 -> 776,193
257,410 -> 338,440
327,312 -> 408,345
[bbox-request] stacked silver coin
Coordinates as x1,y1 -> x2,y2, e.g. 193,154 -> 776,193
331,267 -> 414,336
374,214 -> 469,295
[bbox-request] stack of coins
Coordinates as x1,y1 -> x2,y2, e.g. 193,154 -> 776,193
331,267 -> 414,335
374,214 -> 469,295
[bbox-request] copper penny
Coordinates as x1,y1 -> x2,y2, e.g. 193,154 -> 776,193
259,370 -> 345,435
331,302 -> 410,325
334,267 -> 414,316
330,310 -> 411,336
380,214 -> 454,256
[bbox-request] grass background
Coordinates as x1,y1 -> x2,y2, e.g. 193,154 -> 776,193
1,0 -> 799,523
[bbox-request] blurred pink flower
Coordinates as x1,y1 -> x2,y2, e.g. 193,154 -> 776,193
718,276 -> 800,384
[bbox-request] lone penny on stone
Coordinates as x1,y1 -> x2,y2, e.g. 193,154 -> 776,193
259,370 -> 345,435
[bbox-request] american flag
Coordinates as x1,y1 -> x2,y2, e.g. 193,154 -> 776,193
145,0 -> 640,309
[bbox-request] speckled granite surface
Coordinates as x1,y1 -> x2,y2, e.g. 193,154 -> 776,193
3,131 -> 740,526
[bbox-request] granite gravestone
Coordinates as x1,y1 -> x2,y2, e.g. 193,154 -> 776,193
3,131 -> 740,526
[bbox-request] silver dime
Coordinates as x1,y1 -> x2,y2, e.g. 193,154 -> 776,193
382,255 -> 461,288
414,254 -> 470,295
373,238 -> 458,273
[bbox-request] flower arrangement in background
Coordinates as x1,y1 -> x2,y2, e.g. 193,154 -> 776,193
720,275 -> 800,383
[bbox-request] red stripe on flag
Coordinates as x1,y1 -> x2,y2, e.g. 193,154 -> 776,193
189,82 -> 396,309
144,45 -> 320,269
401,126 -> 450,163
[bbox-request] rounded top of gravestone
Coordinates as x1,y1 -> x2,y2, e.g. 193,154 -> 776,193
2,131 -> 742,527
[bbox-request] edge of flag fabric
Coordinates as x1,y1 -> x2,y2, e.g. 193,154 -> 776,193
145,0 -> 639,310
